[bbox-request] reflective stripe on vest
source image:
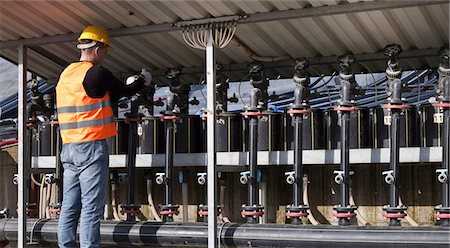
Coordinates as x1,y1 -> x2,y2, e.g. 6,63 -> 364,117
57,100 -> 111,114
56,62 -> 117,144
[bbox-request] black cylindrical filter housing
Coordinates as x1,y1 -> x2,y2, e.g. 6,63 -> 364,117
244,111 -> 284,151
285,109 -> 326,150
419,104 -> 440,147
214,112 -> 243,152
326,108 -> 372,149
373,106 -> 419,148
36,123 -> 57,156
138,117 -> 165,154
174,115 -> 204,153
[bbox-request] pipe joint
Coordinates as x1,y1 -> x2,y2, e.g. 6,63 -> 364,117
333,170 -> 345,185
12,174 -> 18,186
197,172 -> 207,185
240,171 -> 251,185
155,173 -> 167,185
284,171 -> 296,185
436,169 -> 448,184
44,174 -> 56,185
382,170 -> 395,185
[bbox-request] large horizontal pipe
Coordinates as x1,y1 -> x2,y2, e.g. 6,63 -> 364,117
0,219 -> 449,247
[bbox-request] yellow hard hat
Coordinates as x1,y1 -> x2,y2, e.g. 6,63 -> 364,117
78,25 -> 111,48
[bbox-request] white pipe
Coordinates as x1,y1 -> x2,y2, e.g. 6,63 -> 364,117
218,185 -> 231,223
31,174 -> 42,187
110,182 -> 121,221
302,176 -> 319,225
349,187 -> 369,226
399,196 -> 419,226
146,179 -> 162,222
45,183 -> 52,219
39,176 -> 45,218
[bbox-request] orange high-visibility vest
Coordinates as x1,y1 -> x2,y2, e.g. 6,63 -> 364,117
56,61 -> 117,144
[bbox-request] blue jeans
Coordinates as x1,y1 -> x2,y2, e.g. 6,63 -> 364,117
58,139 -> 109,248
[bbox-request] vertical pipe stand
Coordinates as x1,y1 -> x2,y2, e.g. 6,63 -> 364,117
121,97 -> 142,221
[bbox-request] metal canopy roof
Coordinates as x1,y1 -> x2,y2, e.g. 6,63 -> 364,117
0,0 -> 448,85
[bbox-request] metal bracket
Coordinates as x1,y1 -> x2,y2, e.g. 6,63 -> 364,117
436,168 -> 448,183
240,171 -> 250,185
155,172 -> 167,185
333,170 -> 345,184
137,124 -> 143,136
197,172 -> 207,185
384,115 -> 392,126
434,113 -> 444,124
284,171 -> 296,185
382,170 -> 395,185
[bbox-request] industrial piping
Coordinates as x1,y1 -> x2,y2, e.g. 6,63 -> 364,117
333,54 -> 364,225
284,58 -> 312,224
1,219 -> 449,247
120,95 -> 142,221
240,62 -> 267,223
434,46 -> 450,227
382,44 -> 409,226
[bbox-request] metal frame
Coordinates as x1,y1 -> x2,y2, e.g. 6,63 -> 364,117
17,45 -> 28,247
0,1 -> 445,49
205,30 -> 217,248
30,147 -> 443,169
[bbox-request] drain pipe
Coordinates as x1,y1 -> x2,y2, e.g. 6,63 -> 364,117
240,62 -> 266,223
285,58 -> 311,224
434,46 -> 450,227
381,44 -> 410,226
333,54 -> 364,225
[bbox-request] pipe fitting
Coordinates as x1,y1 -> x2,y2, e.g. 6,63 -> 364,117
197,172 -> 207,186
333,170 -> 345,185
382,170 -> 395,185
12,174 -> 18,186
284,171 -> 296,185
436,169 -> 448,184
117,174 -> 129,185
155,173 -> 167,185
44,174 -> 56,185
240,171 -> 251,185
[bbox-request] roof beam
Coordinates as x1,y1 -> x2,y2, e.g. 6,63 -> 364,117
0,1 -> 446,49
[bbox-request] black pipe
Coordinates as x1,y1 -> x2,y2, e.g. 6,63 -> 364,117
340,111 -> 350,209
123,98 -> 141,221
435,46 -> 450,227
1,219 -> 449,248
164,119 -> 174,222
54,122 -> 63,209
382,44 -> 407,226
248,110 -> 258,212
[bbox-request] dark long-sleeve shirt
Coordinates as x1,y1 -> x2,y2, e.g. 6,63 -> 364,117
81,63 -> 144,103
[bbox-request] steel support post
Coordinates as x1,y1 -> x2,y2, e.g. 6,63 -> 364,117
206,30 -> 218,248
18,45 -> 28,247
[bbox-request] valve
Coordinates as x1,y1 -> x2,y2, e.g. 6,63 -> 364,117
0,208 -> 9,219
382,170 -> 395,185
117,173 -> 129,184
284,171 -> 296,185
333,170 -> 345,185
155,172 -> 167,185
12,174 -> 18,186
436,169 -> 448,184
240,171 -> 251,185
44,174 -> 56,185
197,172 -> 207,185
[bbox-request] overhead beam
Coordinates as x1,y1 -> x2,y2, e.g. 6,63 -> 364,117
0,1 -> 446,49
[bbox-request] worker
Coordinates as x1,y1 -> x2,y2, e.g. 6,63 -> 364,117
56,26 -> 152,248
